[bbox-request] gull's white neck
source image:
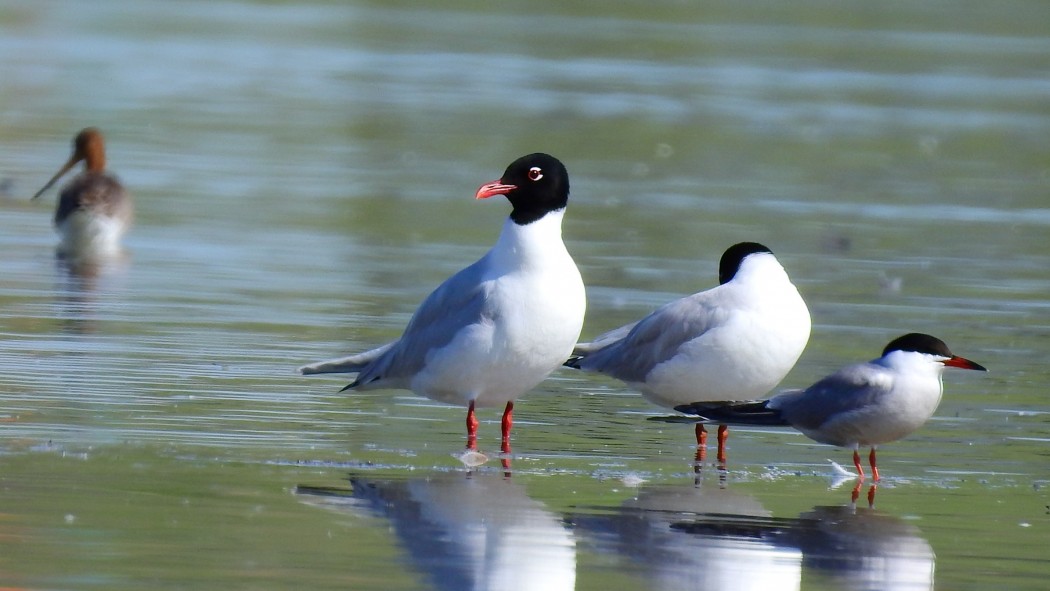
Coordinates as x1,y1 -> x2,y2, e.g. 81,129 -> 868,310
733,253 -> 791,287
491,209 -> 568,268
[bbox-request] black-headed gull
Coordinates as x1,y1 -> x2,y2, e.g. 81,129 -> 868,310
566,242 -> 810,462
32,128 -> 133,264
301,153 -> 586,453
673,333 -> 987,480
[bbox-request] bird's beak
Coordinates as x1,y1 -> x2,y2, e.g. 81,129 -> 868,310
475,181 -> 516,200
32,155 -> 80,200
944,355 -> 987,371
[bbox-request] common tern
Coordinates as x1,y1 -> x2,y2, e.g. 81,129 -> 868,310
673,333 -> 987,480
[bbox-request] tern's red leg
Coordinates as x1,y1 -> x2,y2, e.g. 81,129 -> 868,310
716,424 -> 728,465
869,448 -> 880,482
867,483 -> 877,508
501,401 -> 514,446
466,400 -> 479,450
853,449 -> 866,479
851,480 -> 862,503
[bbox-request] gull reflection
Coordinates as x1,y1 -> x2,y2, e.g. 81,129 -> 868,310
571,482 -> 802,590
296,471 -> 576,591
571,481 -> 935,591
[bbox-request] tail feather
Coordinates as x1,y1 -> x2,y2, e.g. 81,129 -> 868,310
299,355 -> 369,375
298,342 -> 396,376
673,400 -> 788,426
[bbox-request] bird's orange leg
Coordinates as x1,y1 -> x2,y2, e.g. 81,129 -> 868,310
853,449 -> 866,479
501,401 -> 514,446
869,447 -> 880,482
466,400 -> 479,450
695,424 -> 708,447
716,424 -> 729,465
694,424 -> 708,467
500,401 -> 514,472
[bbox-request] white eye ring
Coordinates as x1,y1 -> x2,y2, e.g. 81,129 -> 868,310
527,167 -> 543,181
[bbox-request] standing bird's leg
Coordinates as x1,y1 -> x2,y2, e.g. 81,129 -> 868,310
500,401 -> 514,472
501,401 -> 514,446
716,424 -> 729,465
869,447 -> 880,482
852,447 -> 866,480
695,423 -> 708,447
694,424 -> 708,470
466,400 -> 479,450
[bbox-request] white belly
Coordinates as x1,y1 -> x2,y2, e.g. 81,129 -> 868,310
412,265 -> 585,408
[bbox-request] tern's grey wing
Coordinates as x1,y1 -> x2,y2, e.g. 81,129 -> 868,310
574,294 -> 728,383
770,362 -> 889,433
349,256 -> 493,388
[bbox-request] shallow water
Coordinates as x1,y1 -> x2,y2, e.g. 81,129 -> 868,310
1,0 -> 1049,589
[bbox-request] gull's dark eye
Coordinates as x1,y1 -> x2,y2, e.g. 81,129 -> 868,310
527,167 -> 543,181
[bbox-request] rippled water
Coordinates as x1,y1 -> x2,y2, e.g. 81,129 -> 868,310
1,1 -> 1048,589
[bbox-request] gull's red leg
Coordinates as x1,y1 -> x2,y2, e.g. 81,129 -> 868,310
500,402 -> 514,473
716,424 -> 729,465
853,449 -> 866,479
695,424 -> 708,447
869,447 -> 880,482
466,400 -> 479,450
694,424 -> 708,466
501,401 -> 514,446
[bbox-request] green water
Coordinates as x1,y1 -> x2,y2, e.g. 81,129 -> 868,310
1,0 -> 1048,589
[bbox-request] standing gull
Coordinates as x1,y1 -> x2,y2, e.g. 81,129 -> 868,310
566,242 -> 810,463
301,153 -> 586,454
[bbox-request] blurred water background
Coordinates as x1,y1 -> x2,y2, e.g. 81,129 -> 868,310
1,1 -> 1048,589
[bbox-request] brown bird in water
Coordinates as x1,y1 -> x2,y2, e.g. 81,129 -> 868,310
32,127 -> 133,261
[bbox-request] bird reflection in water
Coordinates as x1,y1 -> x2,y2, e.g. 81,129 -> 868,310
296,470 -> 576,591
570,480 -> 934,591
570,482 -> 802,590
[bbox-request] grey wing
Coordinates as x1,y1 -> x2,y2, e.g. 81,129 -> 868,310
770,362 -> 889,432
573,294 -> 726,383
347,257 -> 493,388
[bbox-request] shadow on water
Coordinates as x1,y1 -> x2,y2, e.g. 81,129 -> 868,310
571,479 -> 934,591
295,470 -> 577,591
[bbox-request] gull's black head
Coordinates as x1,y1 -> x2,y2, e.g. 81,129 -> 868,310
475,153 -> 570,225
718,242 -> 773,285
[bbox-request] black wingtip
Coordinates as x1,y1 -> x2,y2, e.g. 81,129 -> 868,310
673,400 -> 788,426
339,381 -> 358,392
647,414 -> 708,424
563,356 -> 582,369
